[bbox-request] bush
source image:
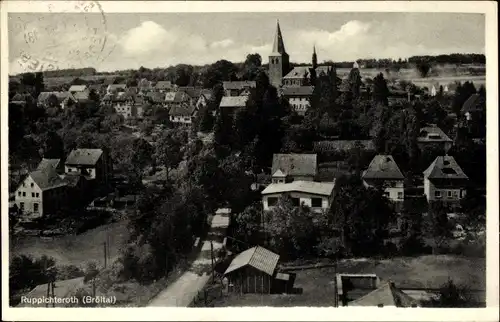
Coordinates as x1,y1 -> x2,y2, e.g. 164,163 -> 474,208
56,265 -> 85,280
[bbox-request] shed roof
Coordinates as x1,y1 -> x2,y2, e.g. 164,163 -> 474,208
224,246 -> 279,276
219,96 -> 248,108
348,282 -> 419,307
423,155 -> 468,180
65,148 -> 103,166
261,180 -> 335,196
362,155 -> 405,180
272,153 -> 317,177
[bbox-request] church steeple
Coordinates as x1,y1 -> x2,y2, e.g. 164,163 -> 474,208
272,20 -> 287,54
312,44 -> 318,69
269,19 -> 290,89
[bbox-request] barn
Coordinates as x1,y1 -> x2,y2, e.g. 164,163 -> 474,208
223,246 -> 280,294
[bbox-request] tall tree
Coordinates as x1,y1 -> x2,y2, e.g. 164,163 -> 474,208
154,129 -> 184,180
423,201 -> 453,254
371,73 -> 390,106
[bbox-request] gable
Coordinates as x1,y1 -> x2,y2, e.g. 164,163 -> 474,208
17,175 -> 42,193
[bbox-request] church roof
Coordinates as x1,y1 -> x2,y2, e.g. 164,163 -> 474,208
271,20 -> 287,55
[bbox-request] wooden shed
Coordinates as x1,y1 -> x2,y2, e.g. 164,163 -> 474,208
223,246 -> 279,294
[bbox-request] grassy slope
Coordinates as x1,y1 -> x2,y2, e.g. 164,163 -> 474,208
211,255 -> 485,307
10,220 -> 130,267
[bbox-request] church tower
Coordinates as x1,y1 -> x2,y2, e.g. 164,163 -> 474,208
312,45 -> 318,70
268,20 -> 290,89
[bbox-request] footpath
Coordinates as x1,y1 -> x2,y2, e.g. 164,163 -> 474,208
147,209 -> 230,307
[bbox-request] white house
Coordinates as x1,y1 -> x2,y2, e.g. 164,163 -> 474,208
261,180 -> 335,213
362,155 -> 405,202
281,86 -> 314,116
423,156 -> 468,204
14,166 -> 68,219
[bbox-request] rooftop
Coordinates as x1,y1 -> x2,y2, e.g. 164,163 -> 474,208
462,93 -> 485,113
261,180 -> 335,196
423,156 -> 468,180
418,125 -> 452,142
348,281 -> 419,307
65,148 -> 103,166
224,246 -> 280,276
168,104 -> 196,117
219,96 -> 248,108
36,158 -> 61,171
28,166 -> 67,191
68,85 -> 87,92
282,86 -> 314,96
222,81 -> 256,90
272,153 -> 318,177
362,155 -> 405,180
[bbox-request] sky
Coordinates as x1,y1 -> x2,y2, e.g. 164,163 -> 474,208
8,12 -> 485,74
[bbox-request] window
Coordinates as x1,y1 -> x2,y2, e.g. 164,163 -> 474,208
447,191 -> 452,198
22,192 -> 26,197
291,198 -> 300,207
31,183 -> 34,188
34,203 -> 39,213
23,183 -> 25,187
268,197 -> 278,207
435,191 -> 442,198
20,202 -> 24,211
311,198 -> 322,208
18,191 -> 21,196
36,193 -> 39,198
68,168 -> 72,172
32,193 -> 35,197
398,192 -> 403,199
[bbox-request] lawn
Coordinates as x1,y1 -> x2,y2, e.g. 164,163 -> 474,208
10,220 -> 130,267
209,255 -> 485,307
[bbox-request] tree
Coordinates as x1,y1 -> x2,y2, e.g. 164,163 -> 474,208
9,102 -> 25,153
265,195 -> 317,259
203,60 -> 239,88
423,201 -> 453,254
197,106 -> 215,133
372,73 -> 390,106
328,176 -> 396,256
234,202 -> 263,250
154,129 -> 184,180
39,130 -> 64,159
416,62 -> 431,78
429,279 -> 472,307
242,53 -> 262,80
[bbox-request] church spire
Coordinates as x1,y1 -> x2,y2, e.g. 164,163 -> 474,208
312,44 -> 318,69
272,20 -> 286,54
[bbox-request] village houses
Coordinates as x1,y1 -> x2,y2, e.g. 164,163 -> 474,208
362,155 -> 405,202
423,155 -> 468,204
219,96 -> 249,118
281,86 -> 314,115
222,81 -> 256,96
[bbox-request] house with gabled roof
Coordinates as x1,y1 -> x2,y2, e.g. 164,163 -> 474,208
362,155 -> 405,202
417,124 -> 453,153
106,83 -> 127,95
14,165 -> 68,219
281,86 -> 314,115
164,91 -> 192,111
65,148 -> 111,184
222,81 -> 256,97
271,153 -> 317,183
223,246 -> 280,294
68,85 -> 88,94
423,156 -> 468,203
36,158 -> 63,174
461,93 -> 485,122
219,96 -> 248,117
261,180 -> 335,213
37,91 -> 75,109
169,104 -> 198,125
155,80 -> 174,92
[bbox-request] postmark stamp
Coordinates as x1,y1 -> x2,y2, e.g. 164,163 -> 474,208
11,1 -> 114,73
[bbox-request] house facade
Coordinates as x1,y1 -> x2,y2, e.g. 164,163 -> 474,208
261,180 -> 335,213
168,104 -> 197,124
281,86 -> 314,115
423,156 -> 468,204
271,153 -> 317,183
65,148 -> 111,184
219,96 -> 249,117
14,167 -> 68,219
362,155 -> 405,202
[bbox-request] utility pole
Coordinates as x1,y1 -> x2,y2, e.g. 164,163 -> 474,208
210,240 -> 214,283
103,242 -> 107,268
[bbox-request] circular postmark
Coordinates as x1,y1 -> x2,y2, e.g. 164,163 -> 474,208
12,1 -> 114,73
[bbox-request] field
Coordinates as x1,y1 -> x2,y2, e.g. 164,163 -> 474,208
209,255 -> 485,307
10,220 -> 130,267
